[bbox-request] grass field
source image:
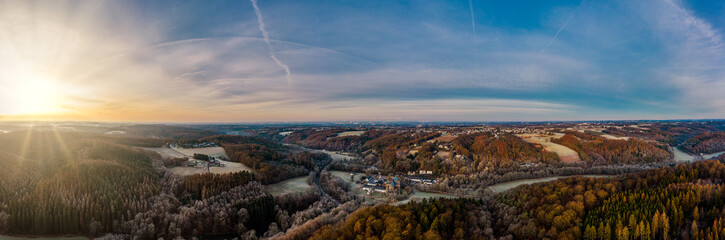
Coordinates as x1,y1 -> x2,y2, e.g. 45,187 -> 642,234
173,146 -> 228,158
168,159 -> 254,176
429,135 -> 457,143
142,147 -> 187,159
517,133 -> 581,163
264,176 -> 312,196
600,134 -> 630,140
145,147 -> 254,175
337,131 -> 365,137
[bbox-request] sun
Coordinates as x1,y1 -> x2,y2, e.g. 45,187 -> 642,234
0,73 -> 64,116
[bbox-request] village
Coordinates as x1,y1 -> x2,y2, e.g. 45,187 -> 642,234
350,170 -> 437,197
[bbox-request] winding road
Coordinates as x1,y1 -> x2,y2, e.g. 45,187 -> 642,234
285,143 -> 341,205
314,158 -> 340,205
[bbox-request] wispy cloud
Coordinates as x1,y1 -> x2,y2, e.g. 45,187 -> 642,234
2,0 -> 724,121
468,0 -> 476,44
658,0 -> 725,115
538,1 -> 583,56
250,0 -> 292,84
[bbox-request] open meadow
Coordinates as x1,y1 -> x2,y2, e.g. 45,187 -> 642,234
264,176 -> 312,196
144,146 -> 254,175
517,133 -> 581,163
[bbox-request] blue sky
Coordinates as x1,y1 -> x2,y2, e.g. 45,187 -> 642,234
1,0 -> 724,122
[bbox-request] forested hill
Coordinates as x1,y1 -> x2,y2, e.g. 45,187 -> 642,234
113,124 -> 220,140
310,160 -> 725,240
0,131 -> 340,239
282,129 -> 381,152
0,131 -> 162,236
552,131 -> 671,165
187,135 -> 328,184
681,131 -> 725,154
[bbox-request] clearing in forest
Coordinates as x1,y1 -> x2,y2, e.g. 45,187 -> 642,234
145,146 -> 255,175
264,176 -> 312,196
517,133 -> 581,163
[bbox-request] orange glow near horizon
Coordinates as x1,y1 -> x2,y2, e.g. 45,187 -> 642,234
1,1 -> 722,123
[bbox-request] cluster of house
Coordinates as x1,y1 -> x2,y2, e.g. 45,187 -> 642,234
408,170 -> 433,175
207,157 -> 224,167
362,174 -> 400,195
406,170 -> 437,185
409,176 -> 436,185
173,142 -> 219,148
186,156 -> 225,167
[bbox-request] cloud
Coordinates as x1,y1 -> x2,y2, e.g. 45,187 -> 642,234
538,1 -> 582,56
468,0 -> 476,43
2,0 -> 723,121
632,0 -> 725,116
250,0 -> 292,84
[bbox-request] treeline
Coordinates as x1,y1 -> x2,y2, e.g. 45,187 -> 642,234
182,171 -> 256,200
582,161 -> 725,240
341,132 -> 561,176
601,122 -> 722,145
111,173 -> 358,239
452,133 -> 559,169
0,131 -> 161,236
115,124 -> 219,140
182,135 -> 286,151
552,133 -> 670,165
363,131 -> 440,151
681,131 -> 725,154
283,129 -> 380,152
310,159 -> 725,240
181,135 -> 325,184
489,160 -> 725,239
310,198 -> 494,240
0,130 -> 361,239
223,143 -> 325,184
319,171 -> 355,203
353,131 -> 441,174
97,135 -> 167,147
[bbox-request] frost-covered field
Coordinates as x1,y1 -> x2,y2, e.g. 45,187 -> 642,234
264,176 -> 312,196
517,133 -> 581,163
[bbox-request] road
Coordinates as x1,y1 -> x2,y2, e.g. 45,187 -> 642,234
314,157 -> 340,205
286,143 -> 341,205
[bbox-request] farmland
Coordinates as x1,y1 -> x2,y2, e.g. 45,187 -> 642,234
517,133 -> 581,163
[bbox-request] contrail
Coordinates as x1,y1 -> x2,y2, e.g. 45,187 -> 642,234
538,1 -> 583,56
250,0 -> 292,84
468,0 -> 476,43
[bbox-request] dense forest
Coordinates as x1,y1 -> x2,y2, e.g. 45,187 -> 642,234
282,129 -> 382,152
452,133 -> 560,169
310,198 -> 494,240
552,132 -> 670,165
356,132 -> 559,176
114,124 -> 220,140
216,135 -> 328,184
178,135 -> 327,184
0,130 -> 357,239
362,131 -> 440,152
4,122 -> 725,239
681,131 -> 725,154
310,160 -> 725,240
0,131 -> 162,236
601,122 -> 724,145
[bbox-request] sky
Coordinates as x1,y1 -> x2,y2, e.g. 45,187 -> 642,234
0,0 -> 724,122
